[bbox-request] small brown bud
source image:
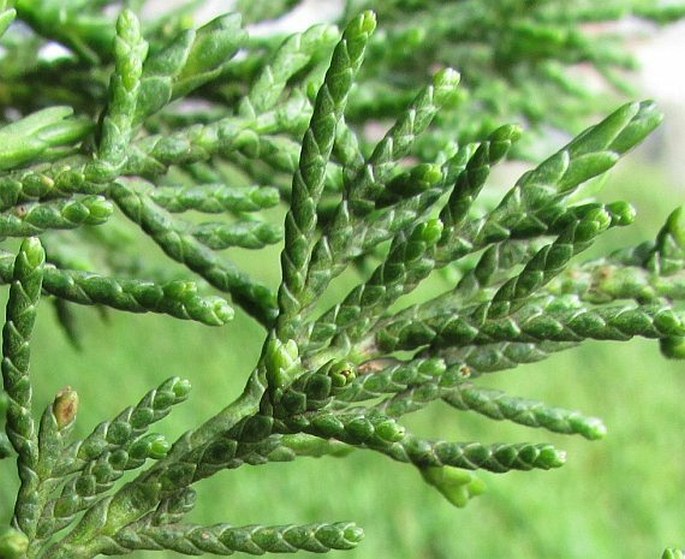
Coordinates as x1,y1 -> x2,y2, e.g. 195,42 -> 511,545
53,386 -> 79,430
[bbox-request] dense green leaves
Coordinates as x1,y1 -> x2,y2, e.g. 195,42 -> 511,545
1,1 -> 684,558
97,9 -> 148,177
2,239 -> 45,538
135,14 -> 247,123
277,10 -> 376,341
442,384 -> 607,440
110,521 -> 364,555
0,108 -> 93,172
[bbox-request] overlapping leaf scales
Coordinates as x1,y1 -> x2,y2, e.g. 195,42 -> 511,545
1,2 -> 685,558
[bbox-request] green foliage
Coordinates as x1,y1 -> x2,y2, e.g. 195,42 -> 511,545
0,1 -> 684,558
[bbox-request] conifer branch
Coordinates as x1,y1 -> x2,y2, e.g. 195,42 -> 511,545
0,108 -> 93,173
108,522 -> 363,555
301,69 -> 461,322
150,184 -> 280,214
0,197 -> 112,237
95,9 -> 148,178
239,24 -> 340,118
33,378 -> 189,542
441,384 -> 607,440
336,358 -> 445,403
2,238 -> 45,539
0,159 -> 109,212
277,11 -> 376,341
2,3 -> 684,557
134,14 -> 247,124
311,218 -> 443,349
110,180 -> 277,325
377,297 -> 684,352
0,253 -> 234,326
191,220 -> 282,251
440,340 -> 577,375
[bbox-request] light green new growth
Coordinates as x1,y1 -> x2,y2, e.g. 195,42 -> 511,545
1,1 -> 684,558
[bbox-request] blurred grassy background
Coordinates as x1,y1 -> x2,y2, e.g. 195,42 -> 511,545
1,148 -> 684,558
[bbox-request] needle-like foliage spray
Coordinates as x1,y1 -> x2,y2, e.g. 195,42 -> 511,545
1,1 -> 685,557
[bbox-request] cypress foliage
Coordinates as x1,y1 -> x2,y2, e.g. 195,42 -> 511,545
0,1 -> 684,557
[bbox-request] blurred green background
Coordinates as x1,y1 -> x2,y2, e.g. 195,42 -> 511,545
1,147 -> 683,558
